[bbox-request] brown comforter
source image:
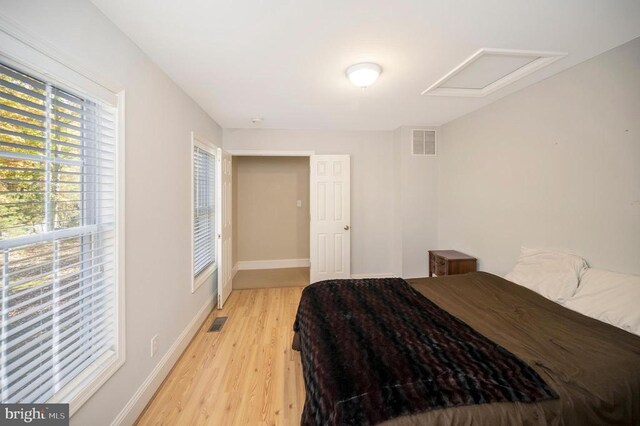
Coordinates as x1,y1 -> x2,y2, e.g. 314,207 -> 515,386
294,272 -> 640,425
392,272 -> 640,425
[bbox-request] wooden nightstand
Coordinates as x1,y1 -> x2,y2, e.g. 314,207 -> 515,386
429,250 -> 477,277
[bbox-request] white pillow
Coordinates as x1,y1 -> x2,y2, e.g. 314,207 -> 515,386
564,268 -> 640,336
505,247 -> 588,303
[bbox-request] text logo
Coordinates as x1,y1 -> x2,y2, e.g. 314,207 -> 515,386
1,404 -> 69,425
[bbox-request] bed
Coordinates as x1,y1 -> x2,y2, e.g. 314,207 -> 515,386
292,272 -> 640,425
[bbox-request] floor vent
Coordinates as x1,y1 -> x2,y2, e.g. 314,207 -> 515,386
208,316 -> 228,332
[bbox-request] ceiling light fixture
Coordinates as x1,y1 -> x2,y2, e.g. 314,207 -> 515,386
346,62 -> 382,88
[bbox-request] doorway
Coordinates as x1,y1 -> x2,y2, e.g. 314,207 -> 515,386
231,156 -> 311,289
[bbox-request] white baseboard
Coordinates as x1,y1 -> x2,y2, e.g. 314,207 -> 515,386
350,273 -> 397,279
237,258 -> 310,270
110,298 -> 214,426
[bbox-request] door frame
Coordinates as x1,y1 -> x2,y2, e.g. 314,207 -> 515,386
227,150 -> 315,157
227,150 -> 315,285
219,150 -> 355,289
217,150 -> 233,308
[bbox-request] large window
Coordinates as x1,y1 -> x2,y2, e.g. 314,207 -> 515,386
0,61 -> 122,408
192,138 -> 216,291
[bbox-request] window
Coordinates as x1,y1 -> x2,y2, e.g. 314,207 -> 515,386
0,61 -> 122,409
192,137 -> 216,291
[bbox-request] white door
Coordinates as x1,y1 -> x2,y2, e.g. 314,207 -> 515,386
217,150 -> 233,308
310,155 -> 351,283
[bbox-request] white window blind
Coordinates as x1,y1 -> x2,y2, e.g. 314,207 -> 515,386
193,145 -> 215,278
0,62 -> 118,404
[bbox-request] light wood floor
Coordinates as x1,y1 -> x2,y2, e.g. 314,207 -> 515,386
232,267 -> 310,290
136,287 -> 306,426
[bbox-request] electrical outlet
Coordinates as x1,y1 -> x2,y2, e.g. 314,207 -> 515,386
150,334 -> 158,357
296,200 -> 302,208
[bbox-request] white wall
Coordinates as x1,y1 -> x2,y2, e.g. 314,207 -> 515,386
395,127 -> 439,278
438,37 -> 640,275
0,1 -> 222,424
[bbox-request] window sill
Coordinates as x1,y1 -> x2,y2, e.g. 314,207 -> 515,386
49,349 -> 125,416
192,264 -> 217,293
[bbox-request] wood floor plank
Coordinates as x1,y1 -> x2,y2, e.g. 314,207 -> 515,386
232,268 -> 310,290
136,286 -> 305,426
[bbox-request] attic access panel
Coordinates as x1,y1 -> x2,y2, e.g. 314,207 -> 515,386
422,48 -> 566,97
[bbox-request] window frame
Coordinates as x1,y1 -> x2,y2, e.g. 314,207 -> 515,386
0,22 -> 125,416
191,132 -> 218,293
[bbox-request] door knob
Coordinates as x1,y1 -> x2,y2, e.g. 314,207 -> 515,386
344,225 -> 350,230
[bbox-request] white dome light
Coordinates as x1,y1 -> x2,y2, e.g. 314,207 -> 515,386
346,62 -> 382,88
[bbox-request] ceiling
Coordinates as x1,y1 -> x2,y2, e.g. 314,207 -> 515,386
91,0 -> 640,131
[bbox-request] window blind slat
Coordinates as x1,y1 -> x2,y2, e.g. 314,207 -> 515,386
50,107 -> 115,132
6,300 -> 113,365
0,226 -> 114,250
6,321 -> 113,389
43,336 -> 113,398
0,149 -> 81,167
7,268 -> 115,326
26,345 -> 113,405
5,298 -> 113,373
8,267 -> 113,313
0,90 -> 47,112
50,98 -> 114,120
0,128 -> 47,144
0,78 -> 46,101
8,332 -> 113,403
5,286 -> 113,339
0,140 -> 45,154
0,141 -> 115,162
0,64 -> 46,91
1,115 -> 46,133
0,103 -> 45,122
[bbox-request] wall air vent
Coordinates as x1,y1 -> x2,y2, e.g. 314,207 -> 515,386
422,48 -> 566,97
412,129 -> 436,156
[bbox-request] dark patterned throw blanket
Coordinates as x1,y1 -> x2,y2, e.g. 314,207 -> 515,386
293,278 -> 558,425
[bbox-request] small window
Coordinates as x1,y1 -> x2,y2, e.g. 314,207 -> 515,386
192,137 -> 217,291
0,61 -> 123,408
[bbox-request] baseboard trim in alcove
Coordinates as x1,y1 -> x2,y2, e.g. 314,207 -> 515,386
237,258 -> 311,270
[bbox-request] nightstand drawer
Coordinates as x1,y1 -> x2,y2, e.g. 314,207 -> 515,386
429,250 -> 477,277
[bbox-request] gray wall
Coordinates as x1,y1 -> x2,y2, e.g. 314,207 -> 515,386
395,127 -> 439,278
0,1 -> 222,424
3,2 -> 638,425
234,156 -> 310,263
223,129 -> 401,277
224,128 -> 440,278
438,37 -> 640,275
